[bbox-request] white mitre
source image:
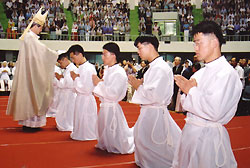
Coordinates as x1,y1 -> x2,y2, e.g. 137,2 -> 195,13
19,7 -> 48,40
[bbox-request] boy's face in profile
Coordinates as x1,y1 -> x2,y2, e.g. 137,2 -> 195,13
58,57 -> 68,69
136,42 -> 150,61
193,33 -> 215,63
102,49 -> 115,66
70,52 -> 81,65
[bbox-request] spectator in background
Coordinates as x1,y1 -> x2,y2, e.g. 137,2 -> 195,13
85,21 -> 91,41
234,20 -> 241,41
90,28 -> 96,41
102,22 -> 108,41
145,17 -> 152,35
226,20 -> 234,41
246,73 -> 250,86
7,18 -> 15,39
61,22 -> 69,40
55,25 -> 61,40
0,23 -> 4,39
246,22 -> 250,40
49,21 -> 56,40
96,27 -> 103,41
139,22 -> 146,35
171,56 -> 183,111
239,19 -> 247,41
25,9 -> 32,20
175,59 -> 194,112
183,20 -> 190,42
152,22 -> 159,39
8,61 -> 15,80
182,59 -> 193,80
0,61 -> 11,91
241,58 -> 250,86
119,23 -> 125,41
5,0 -> 13,18
42,21 -> 50,40
71,21 -> 78,41
139,17 -> 145,25
19,19 -> 27,33
78,21 -> 85,41
18,12 -> 25,25
125,22 -> 131,41
192,62 -> 201,74
221,22 -> 227,36
231,57 -> 245,87
113,22 -> 120,41
136,60 -> 149,79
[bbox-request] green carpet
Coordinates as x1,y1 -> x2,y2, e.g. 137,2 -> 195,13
63,8 -> 73,35
130,6 -> 139,40
192,6 -> 203,25
0,2 -> 8,31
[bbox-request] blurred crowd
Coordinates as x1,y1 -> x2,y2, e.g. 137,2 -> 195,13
68,0 -> 130,41
4,0 -> 66,39
202,0 -> 250,40
138,0 -> 194,39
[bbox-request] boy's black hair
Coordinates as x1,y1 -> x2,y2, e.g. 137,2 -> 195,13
57,52 -> 69,61
103,42 -> 121,62
192,21 -> 225,48
67,44 -> 84,56
134,35 -> 159,51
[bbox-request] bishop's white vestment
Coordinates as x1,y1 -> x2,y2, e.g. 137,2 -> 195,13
6,30 -> 58,127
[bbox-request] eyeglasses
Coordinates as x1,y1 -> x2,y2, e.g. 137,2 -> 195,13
193,40 -> 207,48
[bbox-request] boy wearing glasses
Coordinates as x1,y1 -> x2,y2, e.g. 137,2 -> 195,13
173,21 -> 242,168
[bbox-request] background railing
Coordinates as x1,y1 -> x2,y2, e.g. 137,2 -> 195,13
0,32 -> 250,42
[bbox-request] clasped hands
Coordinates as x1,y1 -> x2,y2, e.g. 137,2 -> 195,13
55,72 -> 63,80
128,75 -> 143,90
70,71 -> 79,81
174,75 -> 197,94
